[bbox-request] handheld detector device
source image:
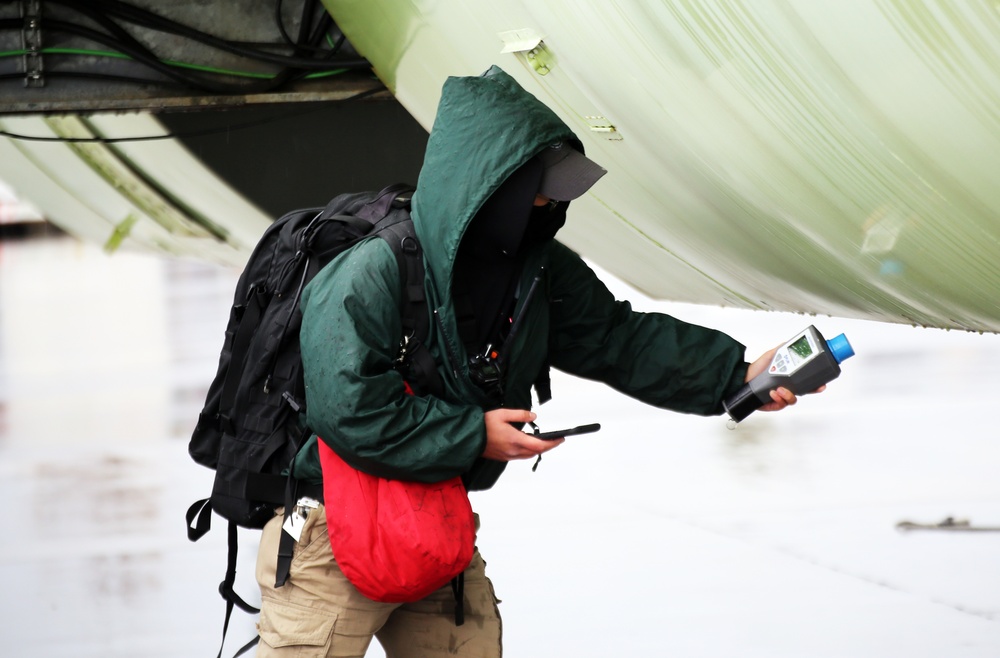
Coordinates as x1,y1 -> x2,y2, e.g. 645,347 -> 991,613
723,325 -> 854,424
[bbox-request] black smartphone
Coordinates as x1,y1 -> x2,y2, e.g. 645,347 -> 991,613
531,423 -> 601,440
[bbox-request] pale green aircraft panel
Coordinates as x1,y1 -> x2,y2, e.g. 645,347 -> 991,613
324,0 -> 1000,333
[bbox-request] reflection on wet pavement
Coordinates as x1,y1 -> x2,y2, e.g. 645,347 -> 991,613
2,236 -> 998,657
0,237 -> 250,657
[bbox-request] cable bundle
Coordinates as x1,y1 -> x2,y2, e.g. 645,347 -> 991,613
0,0 -> 373,94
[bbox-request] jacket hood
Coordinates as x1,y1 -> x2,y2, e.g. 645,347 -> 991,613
410,66 -> 580,306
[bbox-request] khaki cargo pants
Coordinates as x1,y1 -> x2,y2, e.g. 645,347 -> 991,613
255,504 -> 502,657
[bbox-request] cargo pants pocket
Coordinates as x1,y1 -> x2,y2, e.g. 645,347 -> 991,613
257,598 -> 337,656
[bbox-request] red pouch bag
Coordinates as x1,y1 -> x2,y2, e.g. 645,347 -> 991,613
317,439 -> 476,603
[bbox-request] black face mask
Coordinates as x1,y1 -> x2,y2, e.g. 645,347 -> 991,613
458,159 -> 542,262
453,158 -> 546,355
523,200 -> 568,249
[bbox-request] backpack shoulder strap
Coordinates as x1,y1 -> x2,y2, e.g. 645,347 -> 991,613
356,183 -> 414,221
377,218 -> 444,398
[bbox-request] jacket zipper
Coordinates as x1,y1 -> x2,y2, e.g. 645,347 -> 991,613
434,308 -> 463,379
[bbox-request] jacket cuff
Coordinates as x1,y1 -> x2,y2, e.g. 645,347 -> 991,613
716,361 -> 750,415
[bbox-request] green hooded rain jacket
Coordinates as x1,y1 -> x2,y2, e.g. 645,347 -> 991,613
295,67 -> 748,491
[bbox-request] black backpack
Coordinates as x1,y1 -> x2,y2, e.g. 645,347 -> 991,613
185,183 -> 441,657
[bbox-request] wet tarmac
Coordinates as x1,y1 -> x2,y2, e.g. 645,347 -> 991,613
1,236 -> 997,657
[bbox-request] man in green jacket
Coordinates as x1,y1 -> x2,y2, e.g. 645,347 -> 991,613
253,66 -> 808,657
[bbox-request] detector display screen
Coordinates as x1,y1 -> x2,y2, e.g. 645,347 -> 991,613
787,335 -> 814,360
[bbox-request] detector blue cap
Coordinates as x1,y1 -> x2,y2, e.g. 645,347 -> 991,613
826,333 -> 854,363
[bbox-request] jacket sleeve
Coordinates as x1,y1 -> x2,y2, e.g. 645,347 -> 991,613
299,238 -> 485,482
546,241 -> 748,415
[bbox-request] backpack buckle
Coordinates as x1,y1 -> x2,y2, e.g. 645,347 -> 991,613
396,332 -> 415,365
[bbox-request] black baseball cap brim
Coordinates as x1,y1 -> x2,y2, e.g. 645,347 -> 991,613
536,142 -> 607,201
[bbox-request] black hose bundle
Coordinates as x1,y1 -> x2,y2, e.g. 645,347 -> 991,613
1,0 -> 373,94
